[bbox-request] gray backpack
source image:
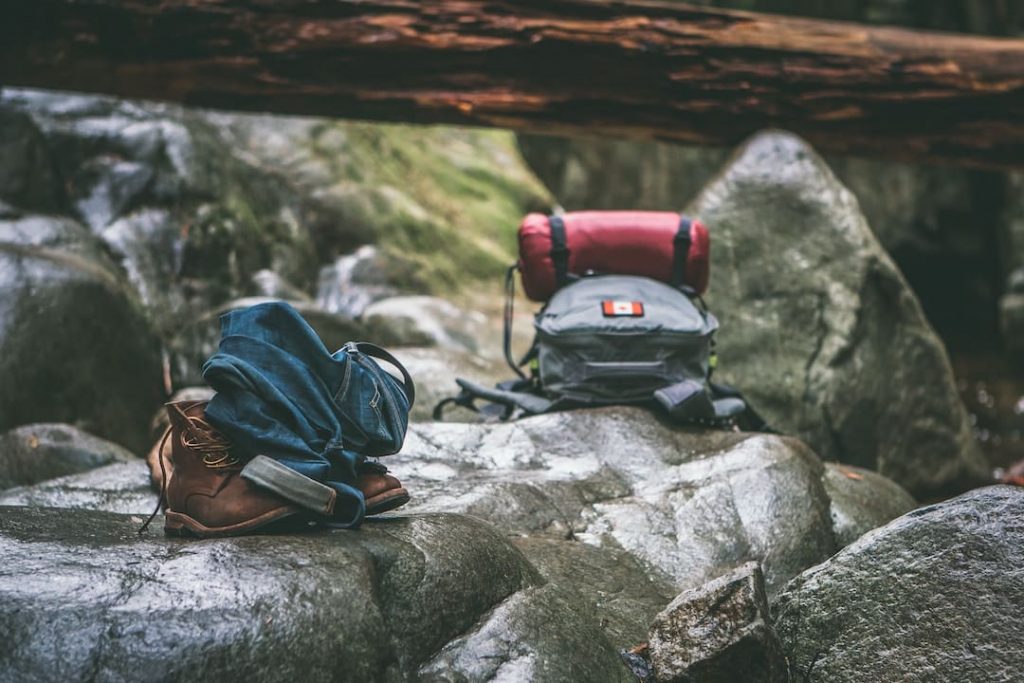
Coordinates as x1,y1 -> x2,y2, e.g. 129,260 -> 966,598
435,273 -> 768,429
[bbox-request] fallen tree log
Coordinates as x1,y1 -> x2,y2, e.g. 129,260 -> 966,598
2,0 -> 1024,169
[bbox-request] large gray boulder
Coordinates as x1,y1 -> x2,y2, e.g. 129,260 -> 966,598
0,507 -> 630,682
772,486 -> 1024,683
0,424 -> 136,491
0,108 -> 65,214
391,409 -> 839,596
3,409 -> 915,601
0,215 -> 164,452
691,131 -> 986,498
2,407 -> 921,677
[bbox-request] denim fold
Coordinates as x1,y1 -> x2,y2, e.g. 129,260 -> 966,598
202,302 -> 367,527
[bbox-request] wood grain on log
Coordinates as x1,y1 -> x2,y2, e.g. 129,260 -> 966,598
2,0 -> 1023,168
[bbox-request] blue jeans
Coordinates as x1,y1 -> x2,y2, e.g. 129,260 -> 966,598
202,303 -> 373,527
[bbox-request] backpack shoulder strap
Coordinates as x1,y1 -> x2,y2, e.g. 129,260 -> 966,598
348,341 -> 416,407
433,377 -> 554,421
709,381 -> 776,433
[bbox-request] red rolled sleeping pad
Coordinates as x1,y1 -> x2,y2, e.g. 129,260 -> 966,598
517,211 -> 710,302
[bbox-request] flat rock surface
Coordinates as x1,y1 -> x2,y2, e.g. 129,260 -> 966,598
391,408 -> 838,596
0,461 -> 154,514
0,506 -> 633,682
773,486 -> 1024,683
3,409 -> 917,605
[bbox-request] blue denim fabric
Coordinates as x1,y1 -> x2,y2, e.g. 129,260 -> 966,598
201,302 -> 390,527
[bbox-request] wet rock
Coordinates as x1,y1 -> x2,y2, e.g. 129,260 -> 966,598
361,296 -> 486,353
390,408 -> 837,596
419,583 -> 633,682
691,131 -> 987,498
821,462 -> 916,548
394,346 -> 510,422
2,88 -> 320,364
0,108 -> 65,214
772,486 -> 1024,683
514,537 -> 677,649
0,462 -> 153,515
0,424 -> 136,490
72,157 -> 155,231
7,407 -> 921,668
168,297 -> 365,386
202,114 -> 552,293
648,562 -> 787,683
3,409 -> 921,678
316,246 -> 400,319
2,90 -> 552,397
6,409 -> 854,600
517,133 -> 728,213
250,269 -> 312,302
0,215 -> 164,452
0,507 -> 585,682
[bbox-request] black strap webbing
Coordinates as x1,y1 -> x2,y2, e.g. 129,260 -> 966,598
671,215 -> 692,288
549,215 -> 570,290
351,341 -> 416,407
709,381 -> 776,434
503,264 -> 526,379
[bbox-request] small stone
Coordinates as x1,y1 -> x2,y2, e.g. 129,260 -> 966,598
821,462 -> 916,548
648,562 -> 788,683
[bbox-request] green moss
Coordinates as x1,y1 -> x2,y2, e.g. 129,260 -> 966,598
300,121 -> 552,293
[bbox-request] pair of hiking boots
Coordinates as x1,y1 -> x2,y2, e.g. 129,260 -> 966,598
144,400 -> 409,537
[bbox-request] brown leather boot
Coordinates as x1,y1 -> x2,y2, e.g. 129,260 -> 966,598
358,460 -> 410,516
156,400 -> 302,538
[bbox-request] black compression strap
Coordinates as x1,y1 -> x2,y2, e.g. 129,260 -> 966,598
671,215 -> 692,287
549,215 -> 570,290
503,264 -> 527,379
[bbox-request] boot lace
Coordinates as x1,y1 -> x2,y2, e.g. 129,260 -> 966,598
180,415 -> 240,470
138,415 -> 240,533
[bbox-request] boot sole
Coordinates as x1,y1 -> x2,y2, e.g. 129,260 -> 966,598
164,507 -> 301,539
366,488 -> 410,516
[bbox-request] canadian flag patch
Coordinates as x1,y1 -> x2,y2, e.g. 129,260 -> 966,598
602,300 -> 644,317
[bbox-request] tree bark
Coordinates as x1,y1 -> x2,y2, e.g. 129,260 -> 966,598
2,0 -> 1024,168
